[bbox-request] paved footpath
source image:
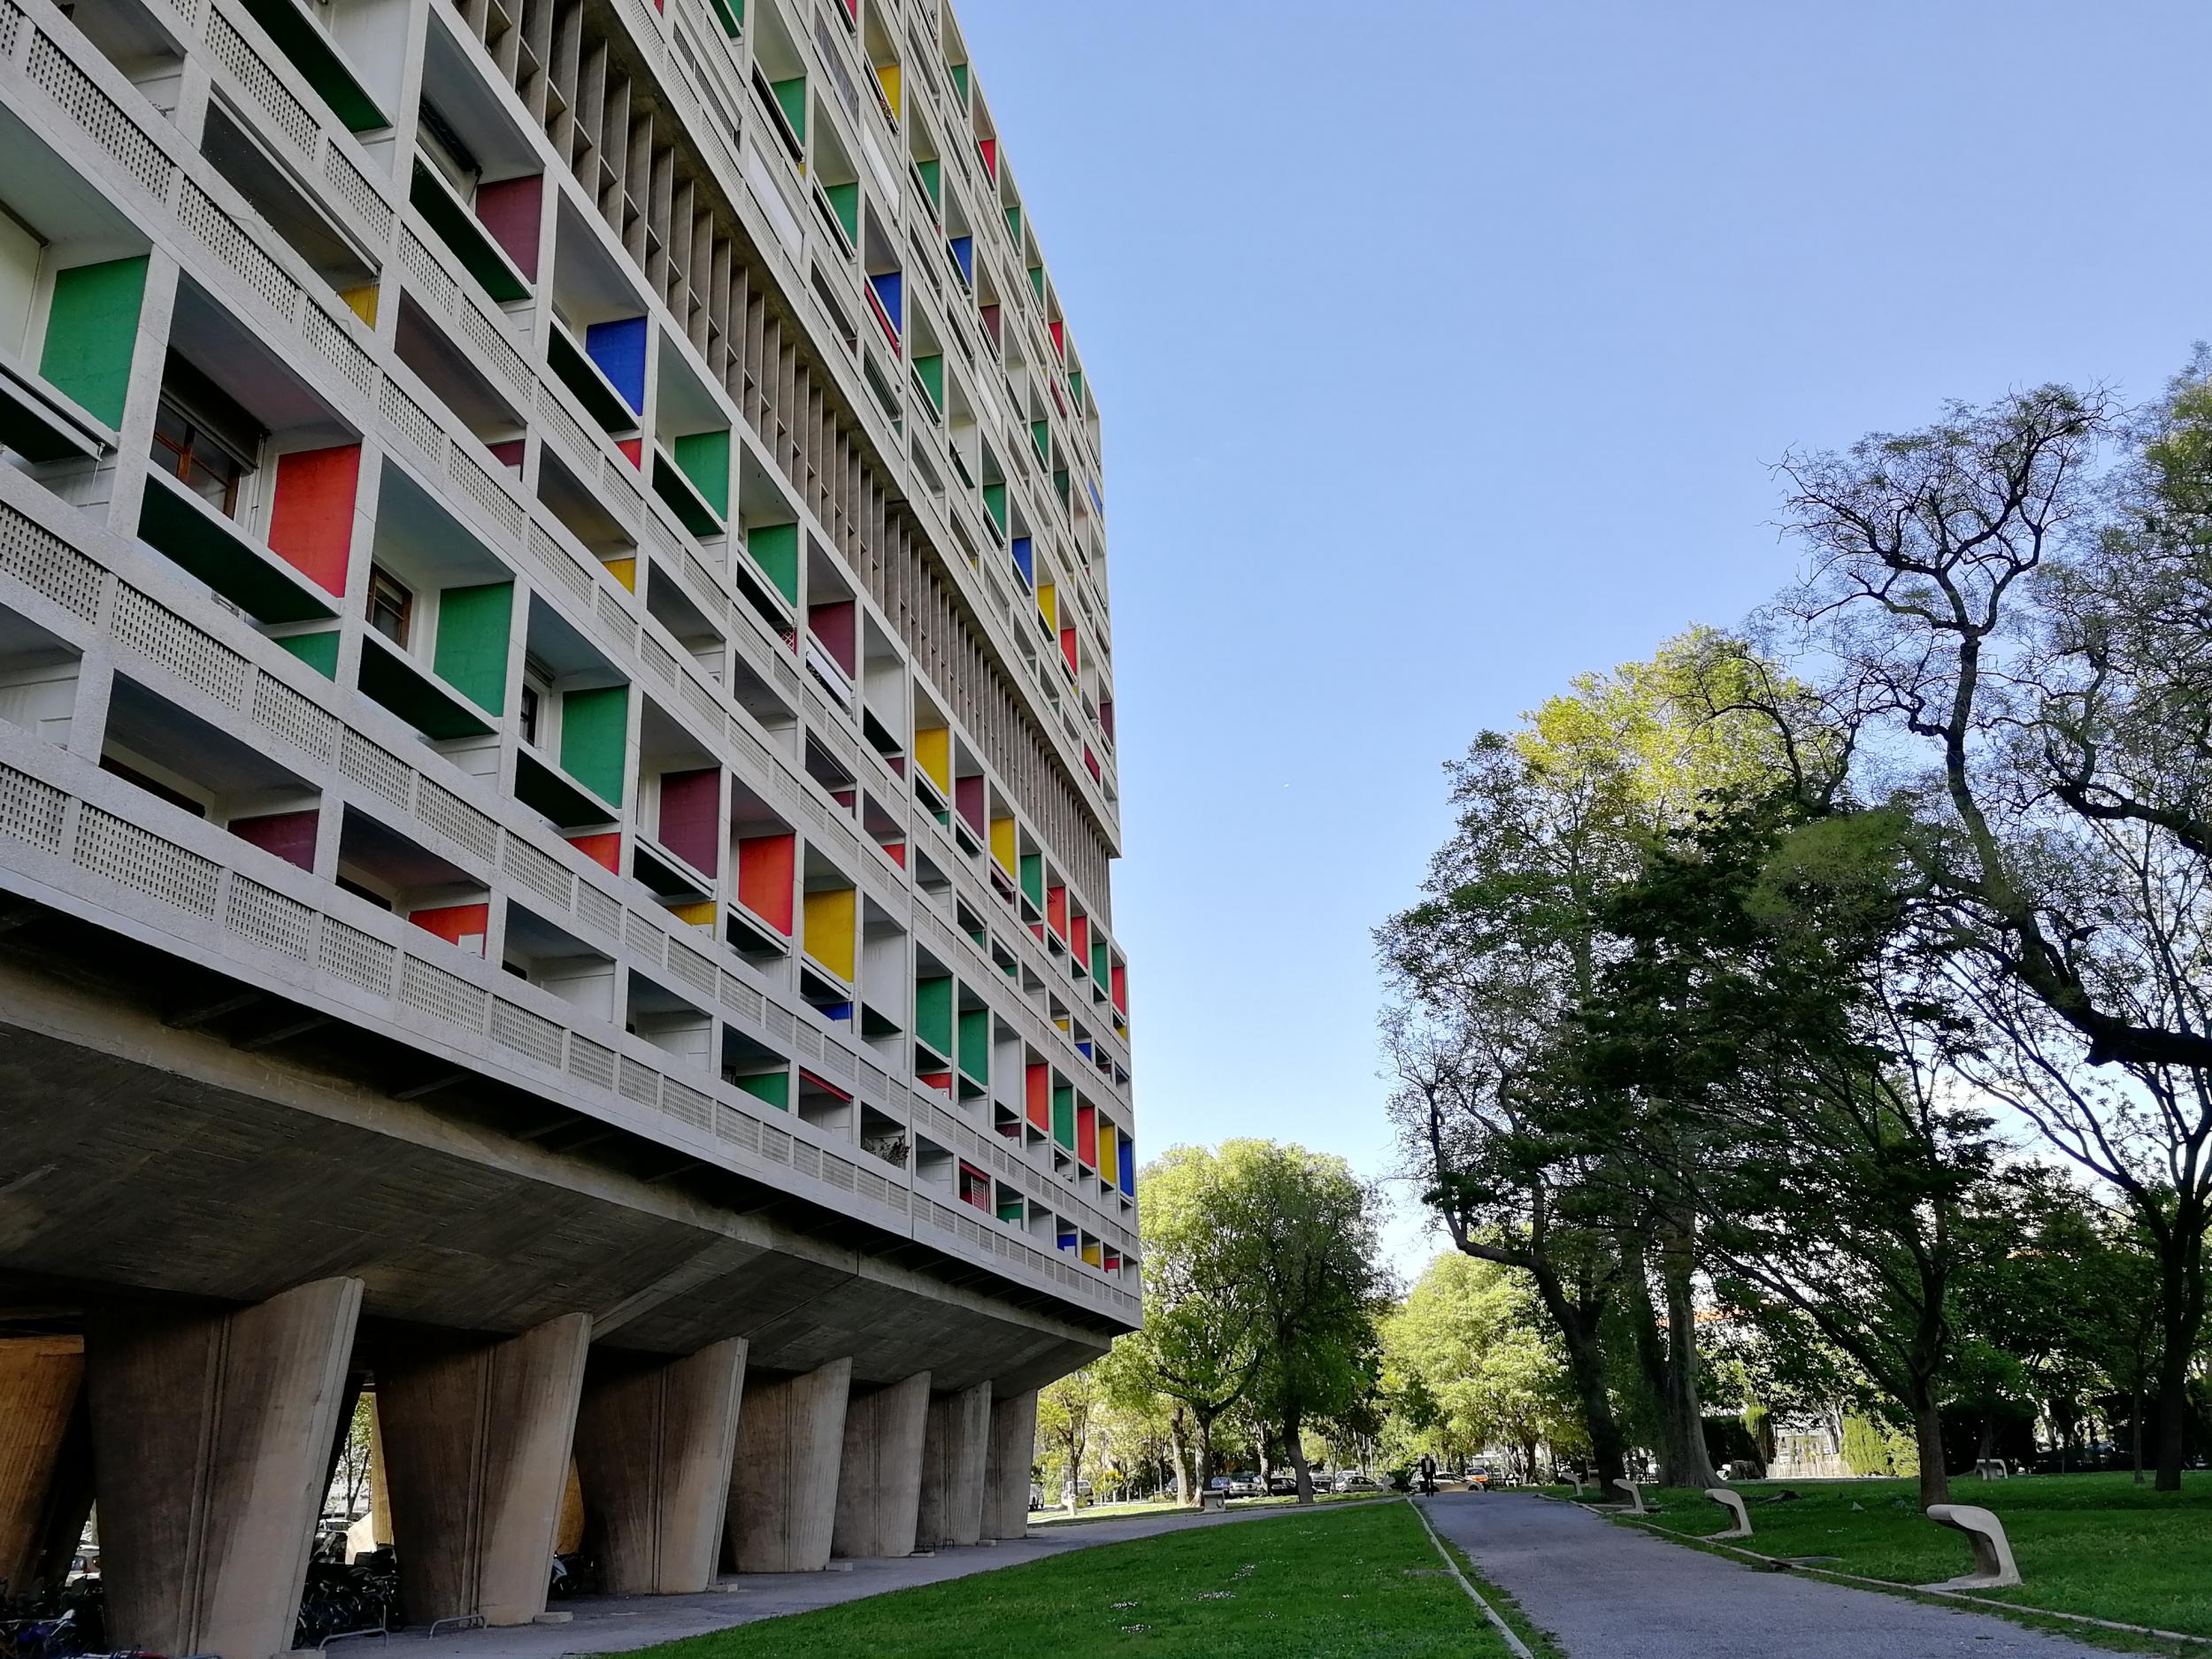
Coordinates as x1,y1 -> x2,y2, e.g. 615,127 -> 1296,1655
1419,1492 -> 2116,1658
403,1502 -> 1394,1659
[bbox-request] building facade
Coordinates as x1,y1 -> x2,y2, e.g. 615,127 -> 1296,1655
0,0 -> 1133,1645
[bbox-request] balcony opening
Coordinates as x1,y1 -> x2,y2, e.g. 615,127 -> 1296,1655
503,900 -> 614,1021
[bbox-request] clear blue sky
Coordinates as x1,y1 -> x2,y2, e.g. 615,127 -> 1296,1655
954,0 -> 2212,1275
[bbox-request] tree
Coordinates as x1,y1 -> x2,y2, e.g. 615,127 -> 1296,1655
1772,375 -> 2212,1487
1382,632 -> 1815,1491
1384,1252 -> 1581,1482
1110,1146 -> 1264,1502
1586,787 -> 1995,1507
1209,1141 -> 1387,1502
1036,1363 -> 1104,1511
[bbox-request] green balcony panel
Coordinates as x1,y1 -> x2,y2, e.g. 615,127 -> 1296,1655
278,631 -> 340,678
735,1071 -> 789,1110
915,973 -> 952,1057
1018,852 -> 1042,908
957,1004 -> 988,1086
432,581 -> 511,714
746,522 -> 800,606
560,683 -> 627,807
41,257 -> 148,427
672,428 -> 732,520
981,482 -> 1006,535
1051,1082 -> 1073,1151
913,353 -> 943,413
824,180 -> 858,246
917,158 -> 941,207
771,77 -> 807,144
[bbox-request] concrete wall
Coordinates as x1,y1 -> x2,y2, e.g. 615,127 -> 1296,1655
726,1357 -> 850,1572
917,1381 -> 991,1549
573,1339 -> 746,1594
833,1371 -> 931,1559
981,1387 -> 1039,1541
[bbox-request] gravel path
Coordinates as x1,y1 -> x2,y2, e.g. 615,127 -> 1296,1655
1418,1492 -> 2116,1658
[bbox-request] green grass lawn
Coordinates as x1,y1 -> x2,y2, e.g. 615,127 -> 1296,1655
639,1501 -> 1535,1659
1602,1472 -> 2212,1640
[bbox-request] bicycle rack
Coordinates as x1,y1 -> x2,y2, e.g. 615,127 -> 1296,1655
319,1626 -> 390,1650
426,1615 -> 488,1640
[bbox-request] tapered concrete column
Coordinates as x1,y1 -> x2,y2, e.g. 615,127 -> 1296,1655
917,1381 -> 992,1548
831,1371 -> 930,1559
0,1336 -> 87,1590
726,1356 -> 850,1572
572,1338 -> 745,1594
86,1279 -> 364,1659
981,1388 -> 1039,1541
378,1313 -> 592,1626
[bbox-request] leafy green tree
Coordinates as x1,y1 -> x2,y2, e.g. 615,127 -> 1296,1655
1110,1146 -> 1263,1502
1209,1140 -> 1386,1503
1036,1363 -> 1104,1511
1382,631 -> 1817,1491
1586,787 -> 1994,1507
1384,1252 -> 1580,1482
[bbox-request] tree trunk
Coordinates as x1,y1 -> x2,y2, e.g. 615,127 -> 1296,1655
1658,1215 -> 1721,1488
1532,1263 -> 1626,1488
2131,1380 -> 2145,1485
1619,1233 -> 1677,1479
1910,1383 -> 1951,1509
1169,1410 -> 1192,1506
1283,1409 -> 1315,1504
2150,1215 -> 2206,1494
1194,1414 -> 1217,1509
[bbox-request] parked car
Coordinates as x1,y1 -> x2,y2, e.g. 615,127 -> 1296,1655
1265,1472 -> 1299,1494
1333,1473 -> 1379,1494
1466,1464 -> 1493,1490
1226,1473 -> 1263,1497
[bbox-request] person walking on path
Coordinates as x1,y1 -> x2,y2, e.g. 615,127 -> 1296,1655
1419,1491 -> 2116,1659
1418,1453 -> 1438,1495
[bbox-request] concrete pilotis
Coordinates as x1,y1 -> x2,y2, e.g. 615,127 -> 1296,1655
981,1387 -> 1039,1541
0,1336 -> 87,1591
573,1338 -> 746,1594
832,1371 -> 931,1559
726,1356 -> 850,1572
918,1381 -> 992,1548
85,1278 -> 364,1659
378,1313 -> 592,1625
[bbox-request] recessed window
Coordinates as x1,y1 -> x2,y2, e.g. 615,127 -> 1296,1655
518,680 -> 541,746
367,565 -> 413,647
150,397 -> 251,518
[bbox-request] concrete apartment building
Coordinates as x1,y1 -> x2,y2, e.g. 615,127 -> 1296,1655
0,0 -> 1136,1646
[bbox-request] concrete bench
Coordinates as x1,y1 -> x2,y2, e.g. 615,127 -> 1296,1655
1610,1477 -> 1647,1514
1199,1488 -> 1226,1513
1704,1486 -> 1752,1540
1974,1458 -> 2009,1480
1920,1504 -> 2020,1590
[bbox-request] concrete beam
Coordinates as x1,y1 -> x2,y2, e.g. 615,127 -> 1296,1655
573,1338 -> 745,1594
377,1313 -> 591,1626
981,1388 -> 1038,1541
832,1371 -> 929,1560
86,1278 -> 363,1659
917,1381 -> 991,1549
0,1335 -> 86,1591
725,1356 -> 850,1573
